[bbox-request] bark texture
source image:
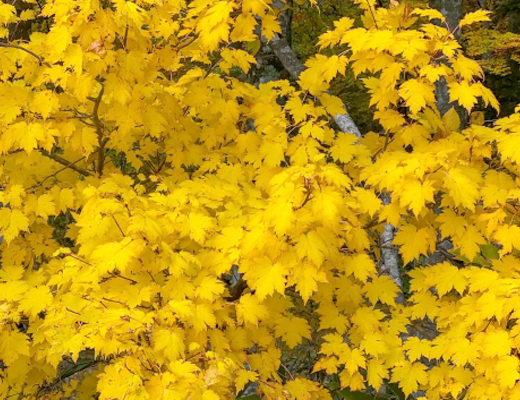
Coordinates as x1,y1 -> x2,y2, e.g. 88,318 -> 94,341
430,0 -> 464,38
264,33 -> 362,137
431,0 -> 467,124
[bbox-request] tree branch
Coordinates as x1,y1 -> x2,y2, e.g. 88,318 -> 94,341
39,149 -> 92,177
379,192 -> 403,304
92,84 -> 106,177
31,156 -> 87,189
0,42 -> 50,66
261,32 -> 362,137
260,14 -> 405,305
259,13 -> 402,295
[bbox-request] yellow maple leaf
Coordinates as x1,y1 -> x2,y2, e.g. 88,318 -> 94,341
154,327 -> 185,360
344,253 -> 377,282
352,188 -> 381,217
452,225 -> 485,260
0,330 -> 30,364
246,259 -> 287,300
291,262 -> 327,302
360,332 -> 388,356
419,64 -> 450,83
236,294 -> 268,326
194,275 -> 225,300
296,231 -> 328,266
403,337 -> 432,362
36,194 -> 56,219
235,369 -> 258,393
497,132 -> 520,165
398,180 -> 435,216
458,10 -> 491,27
394,224 -> 436,264
0,208 -> 29,243
367,358 -> 388,390
274,316 -> 311,348
344,347 -> 366,374
479,330 -> 512,358
495,356 -> 520,389
18,286 -> 53,318
493,225 -> 520,254
91,237 -> 144,273
399,79 -> 436,114
331,133 -> 360,163
442,107 -> 461,132
188,212 -> 214,244
261,14 -> 280,41
443,166 -> 482,211
412,8 -> 445,22
392,361 -> 428,396
448,81 -> 481,112
452,55 -> 483,80
47,25 -> 72,54
429,262 -> 468,296
364,275 -> 399,305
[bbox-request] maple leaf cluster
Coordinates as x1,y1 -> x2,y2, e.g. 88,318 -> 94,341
0,1 -> 519,400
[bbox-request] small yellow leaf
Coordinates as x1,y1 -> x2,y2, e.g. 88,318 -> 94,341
458,10 -> 491,27
394,224 -> 436,263
442,107 -> 461,132
392,361 -> 428,396
399,180 -> 435,216
0,330 -> 30,364
154,327 -> 185,360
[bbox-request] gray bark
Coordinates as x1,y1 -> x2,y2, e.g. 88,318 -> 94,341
380,193 -> 403,304
430,0 -> 464,38
431,0 -> 468,125
263,32 -> 362,137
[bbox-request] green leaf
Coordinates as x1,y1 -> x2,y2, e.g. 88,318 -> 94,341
247,40 -> 261,55
337,389 -> 373,400
386,381 -> 406,400
481,244 -> 500,260
237,396 -> 261,400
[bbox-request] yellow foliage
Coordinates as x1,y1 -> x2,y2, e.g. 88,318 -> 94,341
0,1 -> 519,400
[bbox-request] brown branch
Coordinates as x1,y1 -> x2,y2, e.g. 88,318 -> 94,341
92,84 -> 106,177
111,214 -> 126,237
108,271 -> 137,284
39,149 -> 92,177
173,34 -> 197,50
0,42 -> 50,66
123,25 -> 129,50
6,148 -> 24,155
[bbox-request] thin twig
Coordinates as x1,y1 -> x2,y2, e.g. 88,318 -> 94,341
365,0 -> 379,29
111,214 -> 126,237
123,25 -> 129,50
174,34 -> 197,50
108,271 -> 137,284
6,148 -> 24,155
30,156 -> 87,189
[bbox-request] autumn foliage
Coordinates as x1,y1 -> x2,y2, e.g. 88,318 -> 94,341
0,0 -> 520,399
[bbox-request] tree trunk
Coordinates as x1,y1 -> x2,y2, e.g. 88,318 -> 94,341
430,0 -> 464,37
430,0 -> 467,126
